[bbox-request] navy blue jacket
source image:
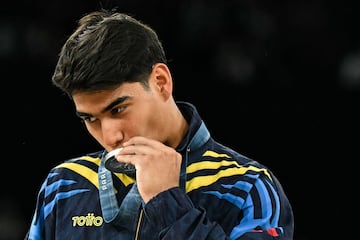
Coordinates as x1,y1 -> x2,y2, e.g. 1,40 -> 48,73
25,101 -> 294,239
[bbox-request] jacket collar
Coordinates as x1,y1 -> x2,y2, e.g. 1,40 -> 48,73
176,101 -> 210,153
176,101 -> 211,191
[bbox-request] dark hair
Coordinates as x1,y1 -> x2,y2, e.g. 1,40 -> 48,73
52,10 -> 167,97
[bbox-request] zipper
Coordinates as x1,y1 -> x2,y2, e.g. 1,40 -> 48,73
134,208 -> 144,240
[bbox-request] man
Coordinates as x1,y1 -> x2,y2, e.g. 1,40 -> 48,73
25,9 -> 294,239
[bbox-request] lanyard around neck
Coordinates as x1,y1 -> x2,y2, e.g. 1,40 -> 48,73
98,152 -> 142,232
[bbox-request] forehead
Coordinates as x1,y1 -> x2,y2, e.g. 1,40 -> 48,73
72,82 -> 145,112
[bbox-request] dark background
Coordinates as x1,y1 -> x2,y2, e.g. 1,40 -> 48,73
1,0 -> 359,239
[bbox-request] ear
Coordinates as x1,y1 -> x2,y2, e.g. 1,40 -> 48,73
150,63 -> 173,100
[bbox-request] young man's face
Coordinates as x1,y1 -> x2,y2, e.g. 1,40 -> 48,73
72,64 -> 173,152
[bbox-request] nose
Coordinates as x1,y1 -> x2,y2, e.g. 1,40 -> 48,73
102,120 -> 123,149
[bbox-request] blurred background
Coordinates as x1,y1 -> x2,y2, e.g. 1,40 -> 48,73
1,0 -> 358,239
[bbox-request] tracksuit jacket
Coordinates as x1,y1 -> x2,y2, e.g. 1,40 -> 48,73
25,101 -> 294,240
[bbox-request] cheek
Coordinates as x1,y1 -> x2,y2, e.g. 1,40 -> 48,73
142,110 -> 165,137
84,123 -> 102,140
124,121 -> 140,136
130,109 -> 156,135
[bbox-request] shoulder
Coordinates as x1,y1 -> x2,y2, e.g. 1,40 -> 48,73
40,151 -> 104,190
46,150 -> 134,188
53,150 -> 103,173
188,141 -> 276,190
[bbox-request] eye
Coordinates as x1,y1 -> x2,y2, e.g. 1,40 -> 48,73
81,115 -> 97,123
111,106 -> 126,115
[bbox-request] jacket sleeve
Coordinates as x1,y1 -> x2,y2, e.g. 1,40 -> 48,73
24,179 -> 47,240
143,187 -> 229,239
143,178 -> 293,240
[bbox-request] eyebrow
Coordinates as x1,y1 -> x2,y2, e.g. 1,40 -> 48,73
76,96 -> 131,118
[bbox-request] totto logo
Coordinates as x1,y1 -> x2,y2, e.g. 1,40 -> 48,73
72,213 -> 103,227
